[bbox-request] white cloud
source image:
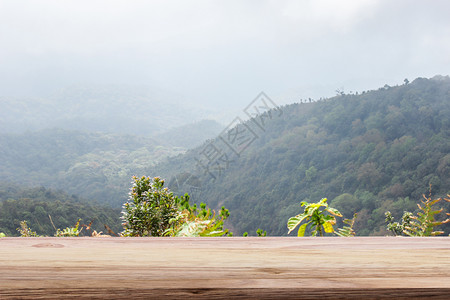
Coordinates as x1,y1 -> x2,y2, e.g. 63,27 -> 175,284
280,0 -> 379,34
0,0 -> 449,108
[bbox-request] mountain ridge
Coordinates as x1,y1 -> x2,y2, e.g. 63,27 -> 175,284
154,76 -> 450,236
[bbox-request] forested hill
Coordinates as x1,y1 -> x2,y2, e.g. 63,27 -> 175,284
0,183 -> 121,236
155,76 -> 450,236
0,129 -> 185,206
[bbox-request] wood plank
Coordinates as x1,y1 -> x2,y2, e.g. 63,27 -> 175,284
1,237 -> 449,299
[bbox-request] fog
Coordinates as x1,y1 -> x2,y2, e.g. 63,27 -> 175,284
1,0 -> 449,119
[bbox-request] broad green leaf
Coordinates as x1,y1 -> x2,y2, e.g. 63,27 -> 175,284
287,213 -> 308,234
297,223 -> 307,237
326,207 -> 343,217
305,206 -> 317,217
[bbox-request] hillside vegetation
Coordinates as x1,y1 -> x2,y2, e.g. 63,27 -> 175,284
0,183 -> 121,236
156,76 -> 450,236
0,129 -> 184,206
1,76 -> 448,236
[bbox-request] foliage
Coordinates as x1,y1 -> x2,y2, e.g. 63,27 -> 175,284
121,176 -> 180,237
0,129 -> 185,207
166,196 -> 231,237
17,220 -> 39,237
385,211 -> 409,236
385,193 -> 450,236
0,184 -> 121,236
55,219 -> 82,237
16,218 -> 105,237
158,76 -> 450,236
241,229 -> 267,237
121,176 -> 232,237
287,198 -> 343,237
2,77 -> 450,236
335,213 -> 357,237
256,228 -> 267,237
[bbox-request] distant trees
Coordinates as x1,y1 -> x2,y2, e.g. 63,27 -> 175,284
0,129 -> 185,207
331,193 -> 361,217
159,77 -> 450,236
2,77 -> 449,237
0,184 -> 121,236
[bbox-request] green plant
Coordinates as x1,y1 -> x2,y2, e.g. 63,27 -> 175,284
243,232 -> 248,237
385,211 -> 409,236
17,220 -> 39,237
165,194 -> 232,237
287,198 -> 342,236
121,177 -> 232,237
256,228 -> 267,237
55,219 -> 82,237
121,176 -> 179,237
335,213 -> 357,237
386,193 -> 450,236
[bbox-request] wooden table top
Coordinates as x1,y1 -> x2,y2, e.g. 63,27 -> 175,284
1,237 -> 449,299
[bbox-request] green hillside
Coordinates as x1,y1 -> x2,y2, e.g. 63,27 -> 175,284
0,183 -> 121,236
155,76 -> 450,236
0,129 -> 184,206
1,76 -> 448,236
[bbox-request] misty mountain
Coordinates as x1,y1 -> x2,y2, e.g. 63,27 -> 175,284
1,76 -> 449,237
153,119 -> 224,148
154,76 -> 450,236
0,128 -> 185,206
0,84 -> 216,136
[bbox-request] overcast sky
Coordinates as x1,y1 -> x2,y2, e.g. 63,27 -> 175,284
1,0 -> 449,112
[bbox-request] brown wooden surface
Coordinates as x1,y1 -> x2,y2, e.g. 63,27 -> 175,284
1,237 -> 450,299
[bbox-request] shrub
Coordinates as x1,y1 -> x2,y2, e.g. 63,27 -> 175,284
385,193 -> 450,236
55,219 -> 82,237
287,198 -> 342,236
335,213 -> 357,237
256,228 -> 267,237
17,220 -> 39,237
165,194 -> 231,237
121,176 -> 179,237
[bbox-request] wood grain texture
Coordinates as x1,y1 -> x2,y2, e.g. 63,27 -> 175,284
1,237 -> 449,299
